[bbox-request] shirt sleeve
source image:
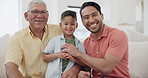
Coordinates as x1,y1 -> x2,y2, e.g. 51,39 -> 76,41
5,33 -> 23,66
106,30 -> 128,59
43,37 -> 55,54
77,41 -> 86,53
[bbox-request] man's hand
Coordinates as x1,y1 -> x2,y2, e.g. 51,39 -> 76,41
61,64 -> 81,78
78,71 -> 90,78
61,44 -> 80,57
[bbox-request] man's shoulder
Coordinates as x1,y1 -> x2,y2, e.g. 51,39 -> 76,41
47,24 -> 62,35
47,24 -> 60,28
10,27 -> 28,42
106,26 -> 126,35
12,27 -> 28,37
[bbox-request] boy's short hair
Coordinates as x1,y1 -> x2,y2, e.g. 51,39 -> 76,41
80,1 -> 102,18
61,10 -> 77,22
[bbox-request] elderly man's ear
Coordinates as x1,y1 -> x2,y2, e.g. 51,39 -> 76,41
24,12 -> 29,21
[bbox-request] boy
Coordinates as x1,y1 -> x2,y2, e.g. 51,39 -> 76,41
43,10 -> 86,78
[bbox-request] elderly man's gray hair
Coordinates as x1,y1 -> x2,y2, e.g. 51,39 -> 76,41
27,0 -> 47,11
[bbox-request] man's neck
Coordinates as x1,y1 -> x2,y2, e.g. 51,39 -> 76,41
91,25 -> 104,40
30,27 -> 45,40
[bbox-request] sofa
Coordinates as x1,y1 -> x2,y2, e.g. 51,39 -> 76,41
125,29 -> 148,78
0,33 -> 9,78
0,29 -> 148,78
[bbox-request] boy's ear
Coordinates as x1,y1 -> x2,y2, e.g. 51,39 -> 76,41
76,23 -> 78,28
59,23 -> 62,27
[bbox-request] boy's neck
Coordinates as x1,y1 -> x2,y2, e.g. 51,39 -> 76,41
64,34 -> 74,39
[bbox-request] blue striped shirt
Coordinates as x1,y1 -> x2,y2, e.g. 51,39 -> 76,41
43,34 -> 86,78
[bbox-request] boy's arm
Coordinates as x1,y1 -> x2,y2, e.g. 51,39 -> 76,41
42,52 -> 59,62
43,37 -> 56,62
42,52 -> 71,62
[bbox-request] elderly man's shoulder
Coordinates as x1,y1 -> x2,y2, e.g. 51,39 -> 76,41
47,24 -> 62,34
47,24 -> 60,29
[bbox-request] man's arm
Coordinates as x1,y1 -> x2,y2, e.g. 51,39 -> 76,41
62,44 -> 120,74
77,53 -> 120,74
5,62 -> 24,78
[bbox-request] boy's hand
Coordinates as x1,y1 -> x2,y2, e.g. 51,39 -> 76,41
62,52 -> 76,62
57,52 -> 72,60
64,53 -> 76,62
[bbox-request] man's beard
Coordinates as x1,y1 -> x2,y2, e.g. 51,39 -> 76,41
86,21 -> 103,33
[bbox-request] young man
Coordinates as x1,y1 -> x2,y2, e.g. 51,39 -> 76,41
62,1 -> 131,78
5,0 -> 80,78
43,10 -> 86,78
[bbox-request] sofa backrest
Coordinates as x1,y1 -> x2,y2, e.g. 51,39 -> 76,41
128,42 -> 148,78
0,33 -> 9,78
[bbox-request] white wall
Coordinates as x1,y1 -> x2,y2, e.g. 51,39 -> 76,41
0,0 -> 19,37
118,0 -> 136,25
21,0 -> 111,28
110,0 -> 136,28
144,0 -> 148,35
21,0 -> 146,33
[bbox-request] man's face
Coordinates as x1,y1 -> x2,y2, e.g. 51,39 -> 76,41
25,3 -> 49,30
81,6 -> 103,33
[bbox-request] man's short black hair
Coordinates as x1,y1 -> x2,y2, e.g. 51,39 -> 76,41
61,10 -> 77,21
80,2 -> 102,18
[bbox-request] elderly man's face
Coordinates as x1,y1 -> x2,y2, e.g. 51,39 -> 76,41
25,3 -> 49,30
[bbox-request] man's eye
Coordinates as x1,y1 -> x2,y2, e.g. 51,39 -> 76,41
83,16 -> 89,20
41,11 -> 47,13
92,13 -> 98,17
31,11 -> 39,13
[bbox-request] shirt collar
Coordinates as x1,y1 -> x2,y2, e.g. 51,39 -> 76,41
27,24 -> 48,38
59,34 -> 80,46
59,33 -> 65,40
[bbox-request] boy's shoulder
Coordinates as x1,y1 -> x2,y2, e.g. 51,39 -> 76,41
51,34 -> 63,40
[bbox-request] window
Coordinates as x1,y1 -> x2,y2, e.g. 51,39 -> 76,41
0,0 -> 20,37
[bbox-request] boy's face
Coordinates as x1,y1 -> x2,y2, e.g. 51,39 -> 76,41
60,16 -> 78,37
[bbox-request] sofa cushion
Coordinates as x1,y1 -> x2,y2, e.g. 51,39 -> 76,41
0,34 -> 9,78
128,42 -> 148,78
126,30 -> 148,42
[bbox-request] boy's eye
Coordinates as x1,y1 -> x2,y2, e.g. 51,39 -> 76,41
71,24 -> 75,25
64,23 -> 68,25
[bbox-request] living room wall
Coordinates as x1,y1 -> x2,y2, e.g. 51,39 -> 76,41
20,0 -> 148,35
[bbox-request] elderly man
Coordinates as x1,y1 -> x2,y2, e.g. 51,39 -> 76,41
5,0 -> 80,78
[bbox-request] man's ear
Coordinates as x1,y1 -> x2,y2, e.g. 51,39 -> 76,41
24,12 -> 29,21
101,13 -> 104,20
